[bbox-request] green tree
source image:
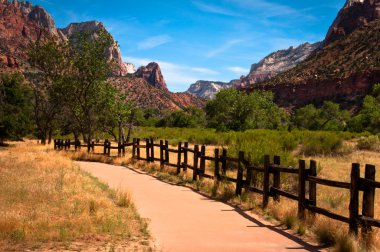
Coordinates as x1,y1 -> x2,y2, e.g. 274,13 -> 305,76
293,101 -> 350,131
0,73 -> 33,145
348,84 -> 380,133
28,39 -> 72,144
293,104 -> 320,130
205,89 -> 288,131
62,30 -> 116,142
97,88 -> 132,142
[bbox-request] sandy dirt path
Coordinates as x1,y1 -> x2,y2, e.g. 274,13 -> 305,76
79,161 -> 322,252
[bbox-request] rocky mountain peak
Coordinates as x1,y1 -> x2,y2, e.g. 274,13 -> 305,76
242,42 -> 321,85
28,5 -> 58,36
324,0 -> 380,46
59,21 -> 129,76
133,62 -> 168,91
186,80 -> 240,99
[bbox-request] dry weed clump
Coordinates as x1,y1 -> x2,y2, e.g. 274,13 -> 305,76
0,141 -> 151,251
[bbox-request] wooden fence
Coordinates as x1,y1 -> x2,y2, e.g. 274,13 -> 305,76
54,138 -> 380,236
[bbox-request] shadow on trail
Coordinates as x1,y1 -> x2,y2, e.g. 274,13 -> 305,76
122,165 -> 327,252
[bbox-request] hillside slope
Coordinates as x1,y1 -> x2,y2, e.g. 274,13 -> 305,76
111,77 -> 206,111
251,19 -> 380,108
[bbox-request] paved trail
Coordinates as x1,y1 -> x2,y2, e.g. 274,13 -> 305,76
79,162 -> 321,252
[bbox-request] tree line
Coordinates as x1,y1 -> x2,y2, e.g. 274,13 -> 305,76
134,86 -> 380,134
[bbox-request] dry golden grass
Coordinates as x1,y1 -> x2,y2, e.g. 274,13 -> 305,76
0,141 -> 152,251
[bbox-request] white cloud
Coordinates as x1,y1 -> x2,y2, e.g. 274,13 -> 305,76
206,39 -> 244,58
226,0 -> 316,20
124,56 -> 220,92
137,35 -> 172,50
191,67 -> 219,75
192,1 -> 240,17
227,66 -> 249,74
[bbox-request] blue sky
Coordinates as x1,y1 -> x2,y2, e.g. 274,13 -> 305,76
33,0 -> 345,92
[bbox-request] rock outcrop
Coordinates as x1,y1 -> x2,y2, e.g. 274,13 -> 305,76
133,62 -> 168,91
0,0 -> 61,71
186,80 -> 240,99
242,42 -> 321,85
324,0 -> 380,46
59,21 -> 129,76
125,63 -> 136,74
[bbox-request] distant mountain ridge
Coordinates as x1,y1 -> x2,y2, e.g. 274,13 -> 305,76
187,42 -> 321,99
242,42 -> 321,86
186,80 -> 241,99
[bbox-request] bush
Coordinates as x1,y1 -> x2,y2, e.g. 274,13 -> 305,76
357,135 -> 380,151
300,132 -> 344,156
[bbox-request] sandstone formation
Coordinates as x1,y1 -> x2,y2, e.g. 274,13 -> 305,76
242,42 -> 321,85
125,63 -> 136,74
186,80 -> 241,99
324,0 -> 380,46
0,1 -> 128,75
133,62 -> 168,91
59,21 -> 129,76
0,0 -> 60,71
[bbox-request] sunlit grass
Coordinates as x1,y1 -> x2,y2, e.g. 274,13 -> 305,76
0,141 -> 151,251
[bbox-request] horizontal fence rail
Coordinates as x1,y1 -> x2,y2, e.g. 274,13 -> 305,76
54,137 -> 379,237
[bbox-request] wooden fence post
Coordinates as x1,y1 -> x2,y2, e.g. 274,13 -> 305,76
136,138 -> 141,160
273,156 -> 281,202
118,142 -> 121,157
75,139 -> 78,151
199,146 -> 206,179
235,151 -> 244,196
132,138 -> 136,159
214,149 -> 220,180
87,140 -> 91,154
177,142 -> 182,174
160,140 -> 164,169
362,164 -> 376,236
309,160 -> 317,216
91,141 -> 95,153
165,140 -> 169,164
298,160 -> 306,220
221,149 -> 227,176
349,163 -> 360,236
146,138 -> 150,162
150,138 -> 154,162
54,139 -> 57,150
193,145 -> 199,181
122,141 -> 126,157
107,141 -> 111,156
68,140 -> 71,150
263,155 -> 270,208
77,139 -> 82,150
183,142 -> 188,171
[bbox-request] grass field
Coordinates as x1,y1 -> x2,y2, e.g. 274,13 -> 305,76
0,141 -> 152,251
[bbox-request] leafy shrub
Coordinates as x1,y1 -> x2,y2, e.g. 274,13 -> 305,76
300,132 -> 344,156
